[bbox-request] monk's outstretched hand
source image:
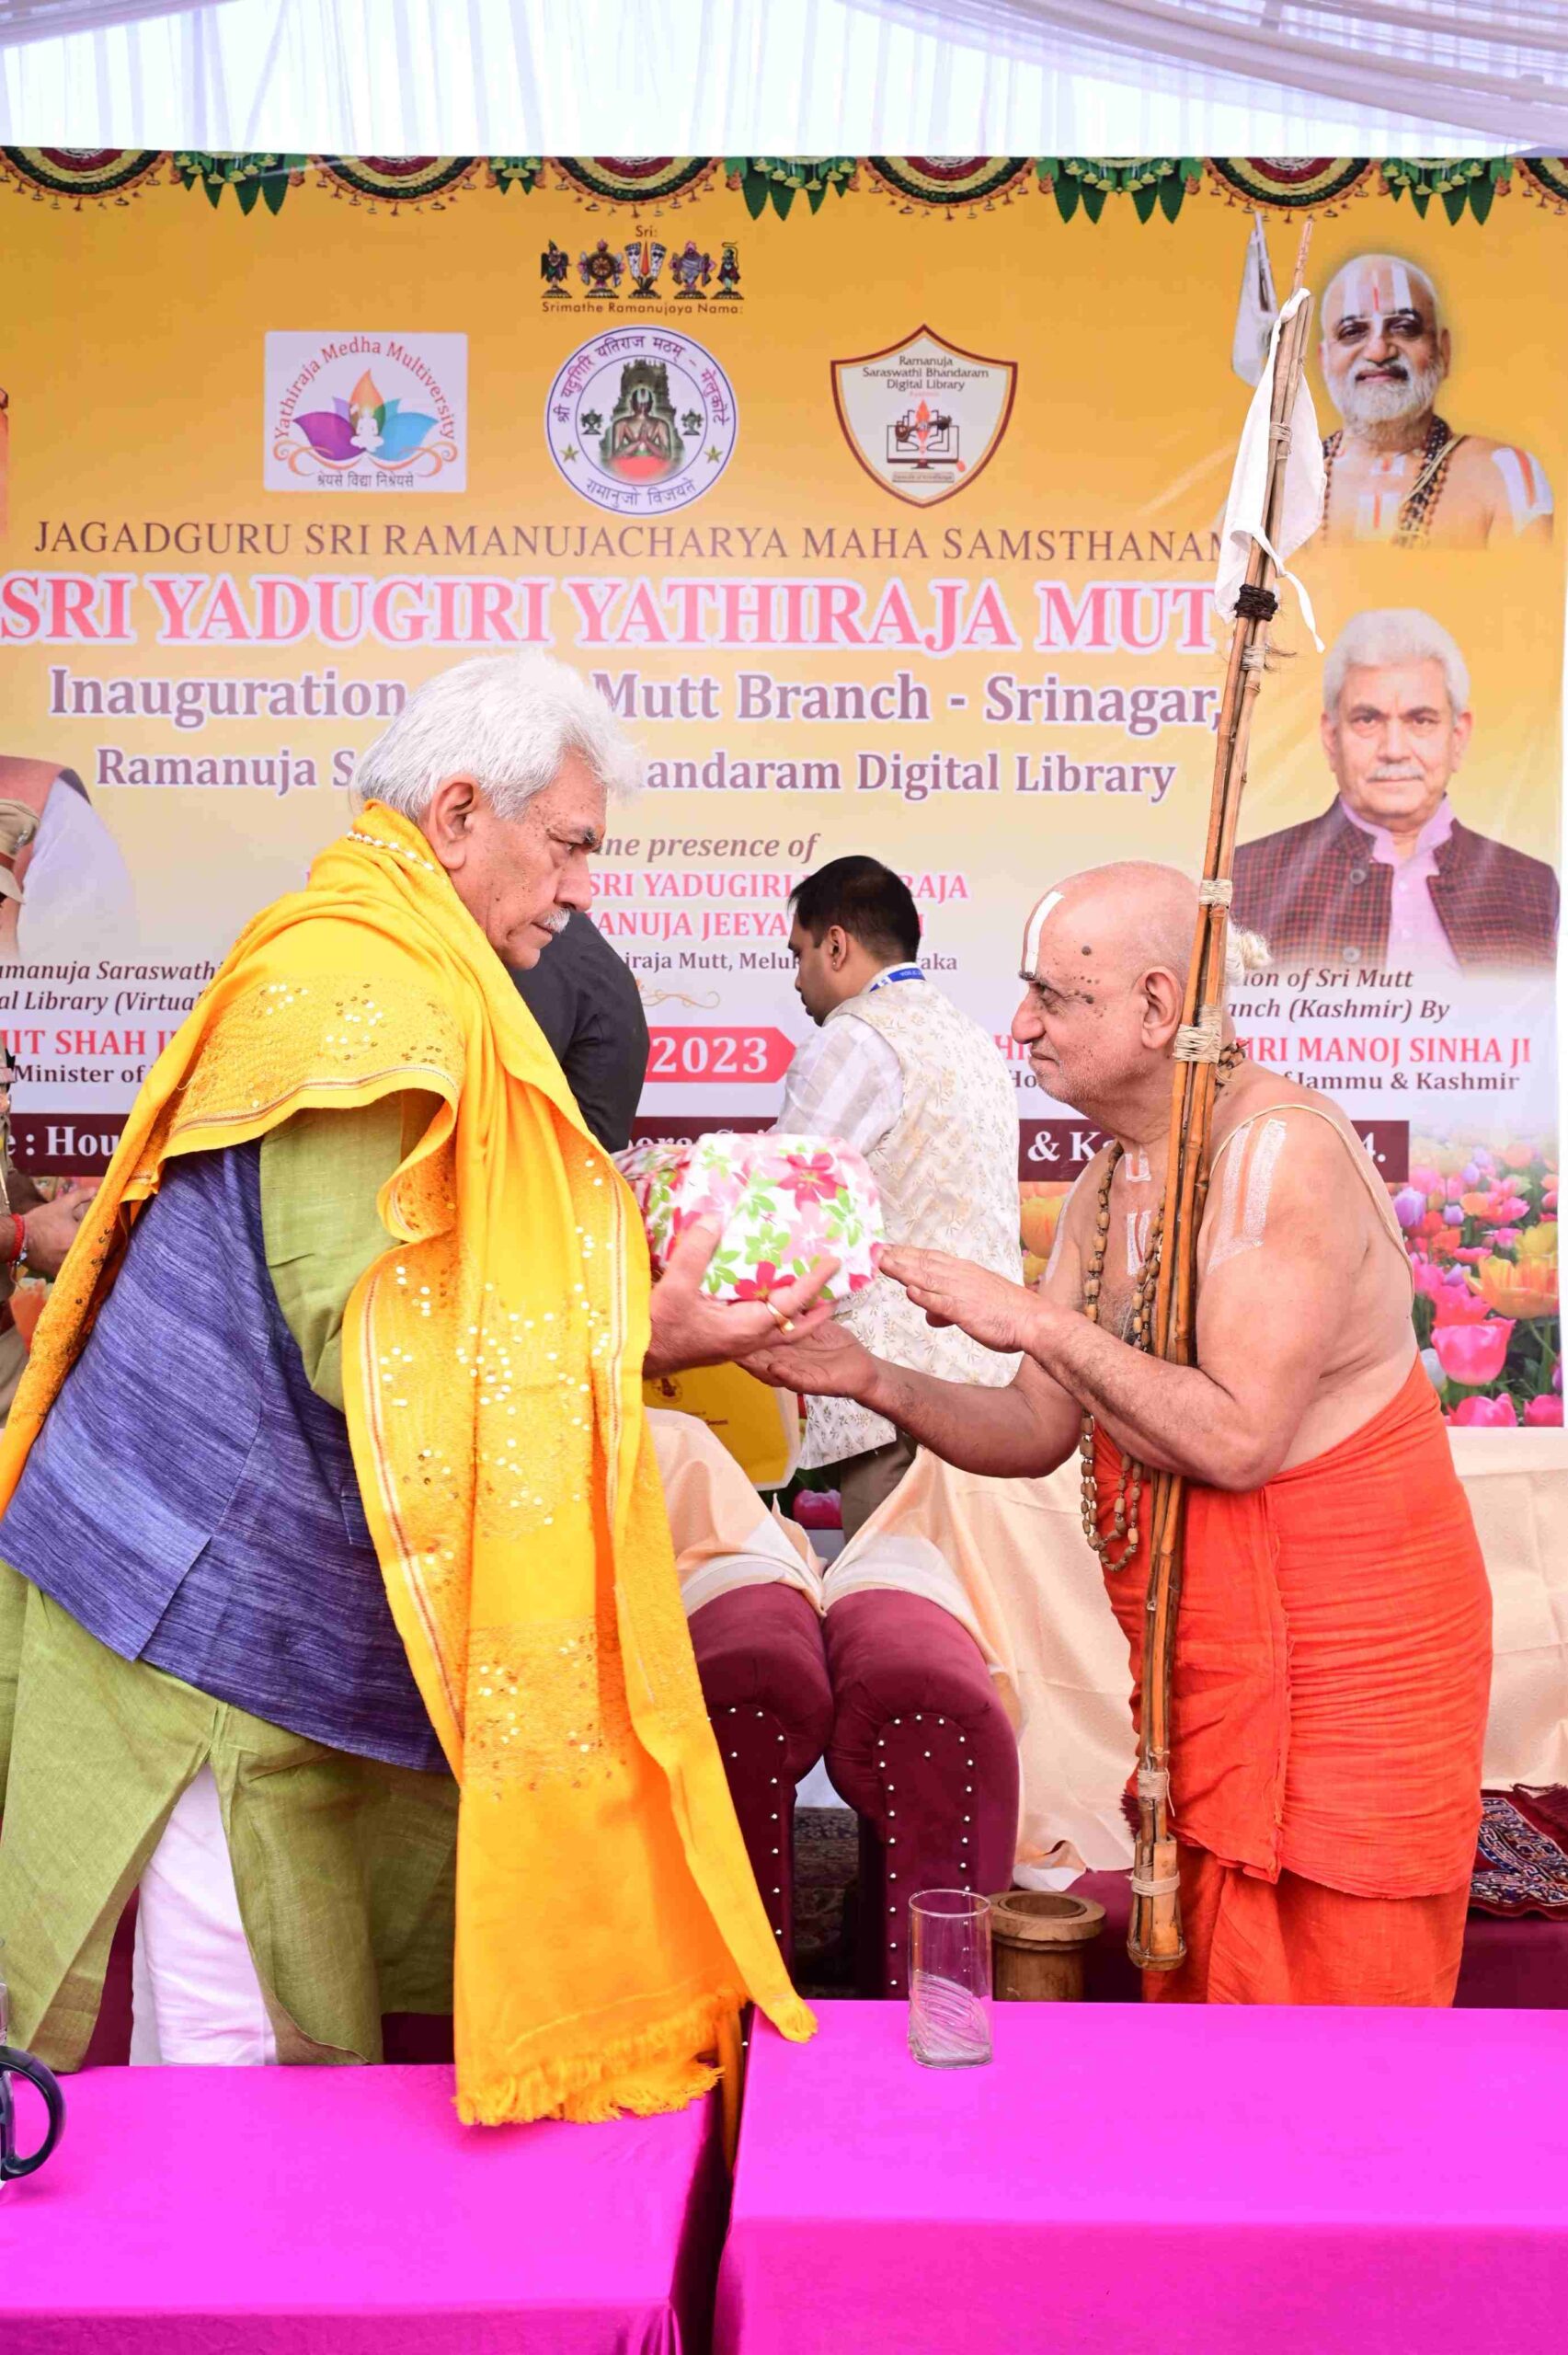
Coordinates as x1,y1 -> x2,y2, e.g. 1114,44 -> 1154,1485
645,1218 -> 839,1375
879,1245 -> 1039,1355
740,1316 -> 879,1400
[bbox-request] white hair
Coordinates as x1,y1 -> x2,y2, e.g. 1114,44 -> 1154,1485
1322,254 -> 1443,336
352,650 -> 640,821
1322,608 -> 1470,719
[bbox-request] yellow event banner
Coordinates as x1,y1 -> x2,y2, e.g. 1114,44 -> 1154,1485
0,152 -> 1561,1429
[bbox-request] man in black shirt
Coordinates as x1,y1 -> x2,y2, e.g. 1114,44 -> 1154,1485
509,909 -> 649,1151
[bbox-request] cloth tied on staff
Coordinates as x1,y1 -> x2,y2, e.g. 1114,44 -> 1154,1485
1214,285 -> 1326,649
0,799 -> 812,2122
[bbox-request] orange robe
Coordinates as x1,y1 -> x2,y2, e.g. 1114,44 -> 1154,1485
1097,1360 -> 1492,2005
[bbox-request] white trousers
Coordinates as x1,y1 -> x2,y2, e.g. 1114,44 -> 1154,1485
130,1765 -> 278,2064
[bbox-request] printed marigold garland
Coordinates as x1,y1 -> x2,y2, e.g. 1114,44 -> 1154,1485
1207,157 -> 1374,214
1516,158 -> 1568,214
551,157 -> 715,207
863,157 -> 1032,212
315,155 -> 478,208
0,151 -> 1562,235
0,147 -> 164,204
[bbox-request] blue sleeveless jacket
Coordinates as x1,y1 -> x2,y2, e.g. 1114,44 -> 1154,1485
0,1143 -> 445,1773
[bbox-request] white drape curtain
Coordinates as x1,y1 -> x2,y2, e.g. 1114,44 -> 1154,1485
868,3 -> 1568,150
0,0 -> 211,41
0,0 -> 1534,151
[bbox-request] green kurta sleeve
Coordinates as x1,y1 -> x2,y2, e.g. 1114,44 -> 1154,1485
260,1094 -> 437,1412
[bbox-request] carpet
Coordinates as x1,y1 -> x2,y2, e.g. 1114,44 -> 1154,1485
793,1808 -> 860,1997
1471,1787 -> 1568,1918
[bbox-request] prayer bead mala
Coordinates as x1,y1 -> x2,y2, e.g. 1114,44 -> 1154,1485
1322,413 -> 1461,549
1078,1043 -> 1246,1570
1078,1148 -> 1163,1570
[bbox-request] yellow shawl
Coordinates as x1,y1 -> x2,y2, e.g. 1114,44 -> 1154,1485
0,803 -> 813,2120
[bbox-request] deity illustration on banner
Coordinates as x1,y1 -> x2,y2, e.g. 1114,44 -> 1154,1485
545,328 -> 737,511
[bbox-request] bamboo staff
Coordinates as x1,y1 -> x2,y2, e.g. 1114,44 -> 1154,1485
1127,223 -> 1317,1971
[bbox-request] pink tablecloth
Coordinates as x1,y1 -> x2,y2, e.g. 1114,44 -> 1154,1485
716,2003 -> 1568,2355
2,2065 -> 724,2354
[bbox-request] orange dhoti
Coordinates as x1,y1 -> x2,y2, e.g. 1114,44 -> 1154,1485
1098,1361 -> 1492,2005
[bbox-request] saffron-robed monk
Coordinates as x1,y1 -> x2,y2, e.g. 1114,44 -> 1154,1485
1319,254 -> 1552,549
747,861 -> 1493,2006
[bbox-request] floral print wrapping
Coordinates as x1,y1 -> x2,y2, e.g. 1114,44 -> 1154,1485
614,1132 -> 884,1304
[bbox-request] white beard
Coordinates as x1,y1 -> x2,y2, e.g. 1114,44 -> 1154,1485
1334,356 -> 1446,431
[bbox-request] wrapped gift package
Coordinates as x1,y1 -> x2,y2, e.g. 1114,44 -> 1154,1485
614,1132 -> 884,1304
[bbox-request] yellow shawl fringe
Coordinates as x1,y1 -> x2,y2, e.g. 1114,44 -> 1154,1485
0,803 -> 812,2120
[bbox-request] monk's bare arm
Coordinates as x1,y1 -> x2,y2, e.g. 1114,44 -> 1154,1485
861,1350 -> 1082,1478
743,1315 -> 1082,1477
742,1187 -> 1087,1478
1025,1122 -> 1361,1488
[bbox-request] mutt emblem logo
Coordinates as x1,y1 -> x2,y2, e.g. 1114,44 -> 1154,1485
830,326 -> 1015,507
546,327 -> 738,514
266,332 -> 465,490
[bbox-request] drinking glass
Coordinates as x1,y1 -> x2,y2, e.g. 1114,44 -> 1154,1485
0,1935 -> 67,2187
908,1890 -> 992,2068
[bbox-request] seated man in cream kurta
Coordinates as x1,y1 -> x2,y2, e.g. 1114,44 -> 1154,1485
777,855 -> 1022,1537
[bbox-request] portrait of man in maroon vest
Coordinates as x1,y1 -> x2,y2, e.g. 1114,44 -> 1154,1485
1232,608 -> 1558,973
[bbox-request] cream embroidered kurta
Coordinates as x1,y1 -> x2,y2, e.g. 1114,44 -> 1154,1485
795,975 -> 1023,1468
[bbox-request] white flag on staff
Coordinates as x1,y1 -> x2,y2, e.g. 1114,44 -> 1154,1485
1215,287 -> 1326,649
1231,212 -> 1277,388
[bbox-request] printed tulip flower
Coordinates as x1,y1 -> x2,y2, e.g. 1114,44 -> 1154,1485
1019,1191 -> 1066,1261
1431,1318 -> 1515,1388
1448,1394 -> 1518,1428
1524,1396 -> 1564,1428
1410,1258 -> 1453,1303
1519,1222 -> 1558,1263
1443,1206 -> 1465,1228
1483,1187 -> 1530,1224
1392,1186 -> 1427,1231
1475,1254 -> 1558,1323
1500,1142 -> 1535,1172
1409,1165 -> 1440,1198
1431,1286 -> 1494,1327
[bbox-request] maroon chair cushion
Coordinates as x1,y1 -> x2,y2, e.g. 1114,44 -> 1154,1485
824,1590 -> 1019,1999
689,1584 -> 833,1970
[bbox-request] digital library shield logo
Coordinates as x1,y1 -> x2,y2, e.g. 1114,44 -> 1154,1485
266,332 -> 466,490
545,327 -> 738,514
830,326 -> 1016,507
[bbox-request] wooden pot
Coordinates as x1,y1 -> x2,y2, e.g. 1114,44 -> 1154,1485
987,1890 -> 1106,2003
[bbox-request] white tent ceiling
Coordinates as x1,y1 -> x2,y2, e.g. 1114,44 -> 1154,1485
0,0 -> 1544,153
